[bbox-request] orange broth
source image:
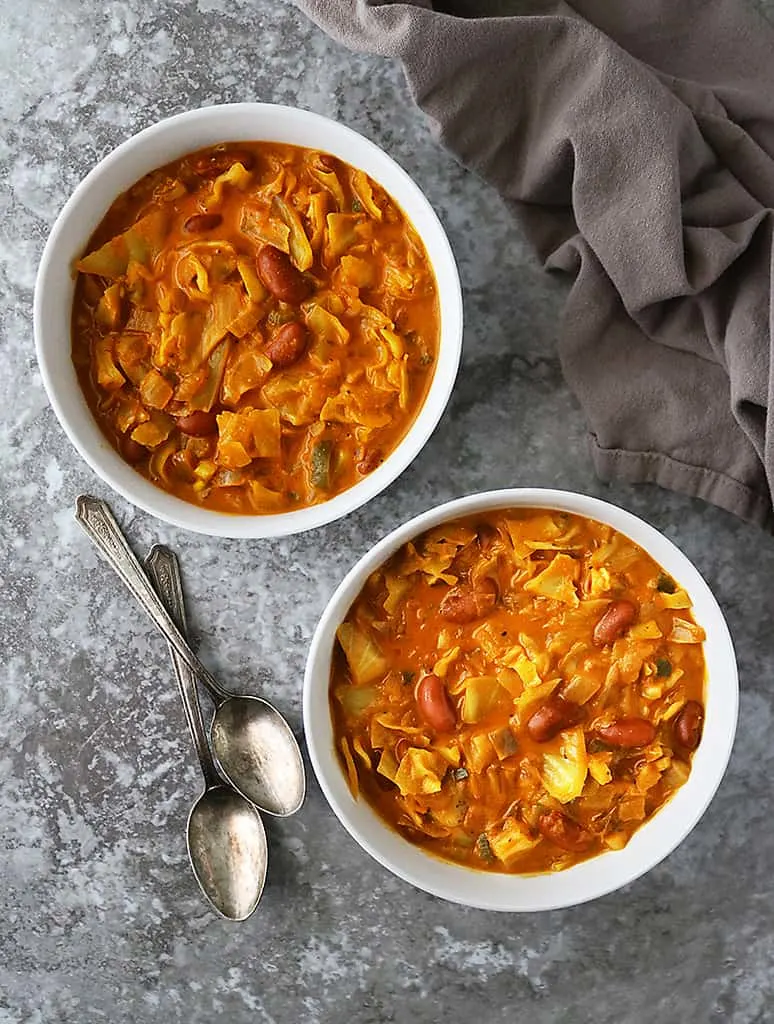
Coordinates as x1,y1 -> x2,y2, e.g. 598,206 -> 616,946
329,509 -> 707,874
71,142 -> 439,514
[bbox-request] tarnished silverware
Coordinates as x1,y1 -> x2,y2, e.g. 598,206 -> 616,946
145,544 -> 267,920
75,495 -> 305,817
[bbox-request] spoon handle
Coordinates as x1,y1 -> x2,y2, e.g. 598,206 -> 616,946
74,495 -> 227,701
145,545 -> 221,790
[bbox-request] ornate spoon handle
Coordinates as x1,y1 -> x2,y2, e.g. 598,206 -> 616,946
145,545 -> 221,789
75,495 -> 228,701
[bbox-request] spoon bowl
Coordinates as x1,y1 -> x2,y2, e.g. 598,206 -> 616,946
211,696 -> 305,817
187,786 -> 268,921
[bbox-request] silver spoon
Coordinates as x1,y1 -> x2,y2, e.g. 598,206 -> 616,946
75,495 -> 305,817
144,545 -> 267,920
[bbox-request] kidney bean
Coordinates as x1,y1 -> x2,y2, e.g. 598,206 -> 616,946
122,437 -> 146,463
538,810 -> 591,852
191,148 -> 255,177
593,599 -> 637,645
596,717 -> 656,748
415,673 -> 456,733
176,410 -> 218,437
439,578 -> 497,624
257,245 -> 311,303
526,695 -> 582,743
183,212 -> 223,233
265,322 -> 308,368
674,700 -> 704,750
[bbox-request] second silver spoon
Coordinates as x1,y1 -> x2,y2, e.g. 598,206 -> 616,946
145,546 -> 266,920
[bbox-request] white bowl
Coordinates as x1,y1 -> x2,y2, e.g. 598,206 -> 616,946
303,488 -> 738,912
34,103 -> 463,538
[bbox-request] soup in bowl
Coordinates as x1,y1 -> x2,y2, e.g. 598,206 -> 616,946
34,104 -> 462,537
303,489 -> 737,911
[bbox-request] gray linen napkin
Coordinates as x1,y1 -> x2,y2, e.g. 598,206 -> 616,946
295,0 -> 774,528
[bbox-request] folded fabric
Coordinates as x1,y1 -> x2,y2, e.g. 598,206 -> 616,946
295,0 -> 774,528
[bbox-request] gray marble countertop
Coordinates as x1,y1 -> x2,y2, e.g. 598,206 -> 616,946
4,1 -> 774,1021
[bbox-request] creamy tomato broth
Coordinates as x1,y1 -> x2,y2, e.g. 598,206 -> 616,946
329,509 -> 706,874
71,142 -> 439,514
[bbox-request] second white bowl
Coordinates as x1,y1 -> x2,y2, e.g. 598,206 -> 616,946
303,488 -> 738,912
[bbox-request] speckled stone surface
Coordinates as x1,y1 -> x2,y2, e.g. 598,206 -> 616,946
4,1 -> 774,1021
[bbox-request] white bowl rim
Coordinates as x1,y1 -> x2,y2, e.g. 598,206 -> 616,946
303,487 -> 738,912
33,102 -> 463,538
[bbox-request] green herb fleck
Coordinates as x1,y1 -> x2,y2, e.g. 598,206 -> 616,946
657,573 -> 677,594
401,670 -> 415,686
476,833 -> 494,863
656,657 -> 672,678
351,198 -> 363,213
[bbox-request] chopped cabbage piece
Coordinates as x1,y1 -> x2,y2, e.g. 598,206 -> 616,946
383,573 -> 411,616
200,283 -> 246,360
221,346 -> 272,406
460,676 -> 506,724
237,256 -> 268,303
513,655 -> 542,688
401,540 -> 458,585
306,191 -> 328,250
325,213 -> 368,259
669,618 -> 706,643
130,411 -> 174,449
305,303 -> 350,345
433,646 -> 461,679
189,337 -> 233,412
215,406 -> 281,467
340,254 -> 376,288
335,685 -> 376,719
95,283 -> 124,329
239,204 -> 290,252
139,368 -> 173,410
394,748 -> 446,796
272,195 -> 313,271
461,731 -> 495,773
205,160 -> 252,209
246,480 -> 285,512
350,169 -> 383,220
340,736 -> 359,797
588,753 -> 612,785
658,589 -> 692,610
336,622 -> 388,685
487,818 -> 539,866
77,209 -> 167,278
541,726 -> 588,804
617,794 -> 646,822
308,154 -> 346,209
489,725 -> 519,760
561,674 -> 601,706
94,336 -> 125,391
524,554 -> 579,607
262,370 -> 332,426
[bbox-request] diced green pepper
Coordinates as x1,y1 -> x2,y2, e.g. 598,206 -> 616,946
476,833 -> 494,863
657,573 -> 677,594
656,657 -> 672,678
311,439 -> 333,490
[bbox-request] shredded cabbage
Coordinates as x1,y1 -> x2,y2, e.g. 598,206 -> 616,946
541,726 -> 588,804
336,622 -> 388,685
